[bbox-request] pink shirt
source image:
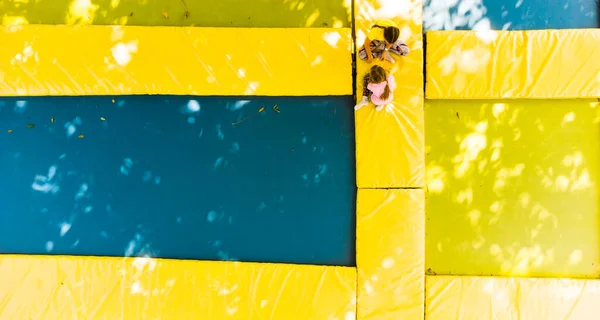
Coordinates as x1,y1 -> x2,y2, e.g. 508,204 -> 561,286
368,75 -> 396,106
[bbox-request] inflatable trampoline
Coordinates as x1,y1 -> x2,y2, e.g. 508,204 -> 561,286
0,0 -> 599,319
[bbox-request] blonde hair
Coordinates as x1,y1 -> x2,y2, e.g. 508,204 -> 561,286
369,65 -> 390,100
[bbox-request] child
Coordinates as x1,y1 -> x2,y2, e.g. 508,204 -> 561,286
358,20 -> 410,63
355,65 -> 395,111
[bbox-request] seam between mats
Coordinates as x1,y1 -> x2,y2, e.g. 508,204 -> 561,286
358,187 -> 424,190
350,0 -> 358,317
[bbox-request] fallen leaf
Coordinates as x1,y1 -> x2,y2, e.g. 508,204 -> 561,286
26,124 -> 35,129
180,0 -> 189,19
8,129 -> 13,133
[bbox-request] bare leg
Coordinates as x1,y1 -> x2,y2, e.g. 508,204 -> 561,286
384,51 -> 395,63
358,41 -> 387,60
355,74 -> 371,110
389,39 -> 410,56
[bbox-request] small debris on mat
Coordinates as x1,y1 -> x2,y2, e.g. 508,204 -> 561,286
100,117 -> 106,121
78,135 -> 85,139
50,117 -> 55,124
130,12 -> 134,17
7,129 -> 13,133
26,124 -> 35,129
111,99 -> 115,103
232,106 -> 266,126
162,10 -> 169,19
180,0 -> 189,19
426,268 -> 437,276
456,112 -> 460,119
273,104 -> 280,113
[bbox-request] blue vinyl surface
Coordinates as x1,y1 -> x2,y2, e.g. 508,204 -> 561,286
424,0 -> 598,30
0,96 -> 356,266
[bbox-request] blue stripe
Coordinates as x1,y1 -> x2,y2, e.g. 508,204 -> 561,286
0,95 -> 356,266
424,0 -> 598,30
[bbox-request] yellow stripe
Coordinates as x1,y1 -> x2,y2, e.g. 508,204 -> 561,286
0,25 -> 352,96
426,276 -> 600,319
354,1 -> 425,188
354,0 -> 425,318
426,29 -> 600,99
356,189 -> 425,319
425,99 -> 600,279
0,255 -> 356,319
1,0 -> 351,28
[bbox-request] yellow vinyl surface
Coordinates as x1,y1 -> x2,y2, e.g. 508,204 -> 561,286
0,25 -> 352,96
354,0 -> 425,189
354,0 -> 425,318
426,99 -> 600,278
426,29 -> 600,99
426,276 -> 600,320
356,189 -> 425,319
0,255 -> 356,319
0,0 -> 351,28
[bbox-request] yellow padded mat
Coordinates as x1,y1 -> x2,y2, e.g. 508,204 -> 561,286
354,0 -> 425,188
0,25 -> 351,96
356,189 -> 424,319
0,255 -> 356,319
425,99 -> 600,279
0,0 -> 351,28
426,276 -> 600,319
426,29 -> 600,99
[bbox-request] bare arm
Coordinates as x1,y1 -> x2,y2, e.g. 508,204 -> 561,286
363,37 -> 373,62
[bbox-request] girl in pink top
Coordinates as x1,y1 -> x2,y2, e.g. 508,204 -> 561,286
354,65 -> 395,111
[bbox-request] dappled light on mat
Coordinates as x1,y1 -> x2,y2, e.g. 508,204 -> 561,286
1,0 -> 351,27
354,0 -> 424,188
426,99 -> 600,278
357,189 -> 424,319
426,276 -> 600,319
0,25 -> 352,96
424,0 -> 599,31
426,29 -> 600,99
354,0 -> 425,318
0,255 -> 356,319
424,0 -> 491,31
0,95 -> 356,266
